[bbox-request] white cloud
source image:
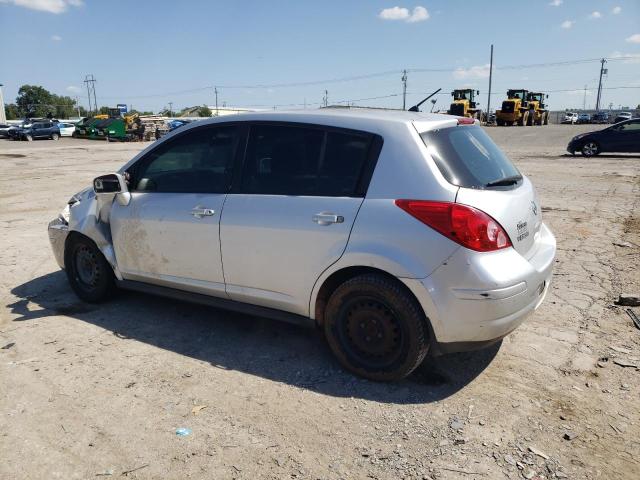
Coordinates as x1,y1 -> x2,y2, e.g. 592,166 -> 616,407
407,6 -> 429,23
66,85 -> 81,93
379,6 -> 409,20
610,51 -> 640,64
51,34 -> 61,41
612,6 -> 621,14
561,20 -> 574,29
589,11 -> 601,19
378,6 -> 429,23
453,64 -> 490,80
549,0 -> 562,6
1,0 -> 83,14
626,33 -> 640,44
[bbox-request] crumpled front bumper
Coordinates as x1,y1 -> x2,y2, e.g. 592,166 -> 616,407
48,216 -> 69,269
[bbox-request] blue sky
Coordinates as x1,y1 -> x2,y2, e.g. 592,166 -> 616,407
1,0 -> 639,112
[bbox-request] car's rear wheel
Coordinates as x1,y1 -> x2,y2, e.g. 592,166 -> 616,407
65,235 -> 115,303
51,133 -> 59,140
324,273 -> 429,381
581,141 -> 599,157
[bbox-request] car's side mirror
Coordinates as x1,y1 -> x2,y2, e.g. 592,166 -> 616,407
93,173 -> 131,206
94,173 -> 125,193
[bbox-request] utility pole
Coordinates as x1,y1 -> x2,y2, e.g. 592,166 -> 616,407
0,84 -> 7,124
485,44 -> 494,124
214,87 -> 219,116
323,90 -> 328,108
401,70 -> 408,110
168,102 -> 173,117
83,74 -> 97,115
595,58 -> 607,112
75,96 -> 81,118
583,85 -> 587,111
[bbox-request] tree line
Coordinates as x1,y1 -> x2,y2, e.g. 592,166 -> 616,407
3,85 -> 214,120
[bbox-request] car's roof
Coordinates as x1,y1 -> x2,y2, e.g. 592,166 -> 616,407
190,107 -> 459,133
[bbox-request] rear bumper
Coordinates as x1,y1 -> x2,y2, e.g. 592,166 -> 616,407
402,222 -> 556,348
48,216 -> 69,269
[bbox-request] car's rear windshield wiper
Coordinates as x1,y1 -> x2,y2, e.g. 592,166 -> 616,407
485,175 -> 522,187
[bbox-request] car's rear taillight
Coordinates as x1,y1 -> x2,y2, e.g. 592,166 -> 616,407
395,200 -> 512,252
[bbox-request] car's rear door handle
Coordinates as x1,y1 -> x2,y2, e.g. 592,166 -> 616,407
312,213 -> 344,225
191,207 -> 215,218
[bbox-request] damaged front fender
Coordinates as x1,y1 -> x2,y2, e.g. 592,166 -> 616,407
61,186 -> 123,280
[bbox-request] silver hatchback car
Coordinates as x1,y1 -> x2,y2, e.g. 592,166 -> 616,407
48,109 -> 555,381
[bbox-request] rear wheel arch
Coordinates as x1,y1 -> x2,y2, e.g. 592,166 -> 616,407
313,266 -> 431,332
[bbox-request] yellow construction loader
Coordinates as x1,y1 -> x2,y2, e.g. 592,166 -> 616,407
448,89 -> 484,120
525,92 -> 549,125
495,89 -> 530,126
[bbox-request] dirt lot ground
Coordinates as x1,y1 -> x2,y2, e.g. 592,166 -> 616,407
1,124 -> 639,480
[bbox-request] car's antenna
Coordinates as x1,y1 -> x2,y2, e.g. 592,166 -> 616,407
408,88 -> 442,112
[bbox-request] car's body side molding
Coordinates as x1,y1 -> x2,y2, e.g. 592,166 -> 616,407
118,279 -> 315,328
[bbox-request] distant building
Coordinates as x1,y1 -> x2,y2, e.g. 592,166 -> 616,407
206,106 -> 256,117
178,106 -> 256,118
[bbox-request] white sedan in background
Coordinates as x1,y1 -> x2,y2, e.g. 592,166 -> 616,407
57,122 -> 76,137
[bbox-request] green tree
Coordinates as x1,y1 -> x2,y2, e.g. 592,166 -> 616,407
198,105 -> 212,117
16,85 -> 54,118
4,103 -> 20,120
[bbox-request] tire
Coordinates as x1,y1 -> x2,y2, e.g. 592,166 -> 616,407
543,112 -> 549,125
72,131 -> 78,138
25,134 -> 33,141
64,235 -> 115,303
324,273 -> 429,381
580,141 -> 600,157
497,119 -> 505,126
51,133 -> 59,140
518,111 -> 529,126
527,112 -> 534,126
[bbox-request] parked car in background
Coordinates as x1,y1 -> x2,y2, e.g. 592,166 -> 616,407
567,118 -> 640,157
576,113 -> 591,124
48,110 -> 556,381
614,112 -> 633,124
57,122 -> 76,137
0,124 -> 11,138
562,112 -> 578,124
17,121 -> 60,141
591,112 -> 610,124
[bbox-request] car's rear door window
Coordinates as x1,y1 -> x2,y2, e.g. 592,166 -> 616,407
420,125 -> 520,189
240,124 -> 372,196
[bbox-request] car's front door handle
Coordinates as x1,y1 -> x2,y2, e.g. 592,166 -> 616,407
191,207 -> 215,218
312,213 -> 344,225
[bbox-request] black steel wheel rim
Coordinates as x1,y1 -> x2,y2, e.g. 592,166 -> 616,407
336,296 -> 406,369
74,245 -> 100,290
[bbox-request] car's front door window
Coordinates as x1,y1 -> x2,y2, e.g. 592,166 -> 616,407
134,126 -> 239,194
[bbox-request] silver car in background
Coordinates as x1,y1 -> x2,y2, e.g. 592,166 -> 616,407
48,109 -> 555,381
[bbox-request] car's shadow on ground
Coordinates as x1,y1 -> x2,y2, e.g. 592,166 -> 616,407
8,271 -> 500,404
560,153 -> 640,159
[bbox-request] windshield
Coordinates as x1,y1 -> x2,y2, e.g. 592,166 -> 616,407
420,125 -> 521,189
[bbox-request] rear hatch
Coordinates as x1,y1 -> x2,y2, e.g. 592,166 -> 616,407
418,123 -> 542,258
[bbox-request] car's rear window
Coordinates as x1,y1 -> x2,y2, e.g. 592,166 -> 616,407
420,125 -> 520,189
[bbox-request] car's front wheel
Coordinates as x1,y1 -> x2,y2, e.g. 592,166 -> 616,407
581,141 -> 600,157
51,133 -> 59,140
65,235 -> 115,303
24,134 -> 33,141
324,273 -> 429,381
